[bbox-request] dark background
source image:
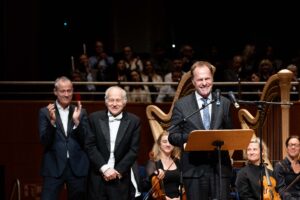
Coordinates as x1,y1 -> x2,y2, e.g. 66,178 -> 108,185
2,0 -> 300,81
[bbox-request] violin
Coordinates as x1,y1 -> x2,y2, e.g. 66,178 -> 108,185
263,164 -> 281,200
145,152 -> 187,200
151,174 -> 187,200
151,175 -> 166,200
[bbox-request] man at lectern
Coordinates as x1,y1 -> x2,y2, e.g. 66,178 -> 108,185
168,61 -> 234,200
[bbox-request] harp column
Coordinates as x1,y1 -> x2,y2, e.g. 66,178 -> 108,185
278,69 -> 293,158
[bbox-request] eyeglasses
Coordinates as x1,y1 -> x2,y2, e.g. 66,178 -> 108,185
288,143 -> 300,148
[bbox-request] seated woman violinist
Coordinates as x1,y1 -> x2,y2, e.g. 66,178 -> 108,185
235,137 -> 281,200
274,135 -> 300,199
145,131 -> 184,200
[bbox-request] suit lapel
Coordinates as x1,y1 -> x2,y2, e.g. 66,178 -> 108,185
54,103 -> 67,138
189,94 -> 205,130
67,105 -> 74,136
114,113 -> 130,150
210,101 -> 217,129
210,92 -> 220,129
98,116 -> 111,151
98,111 -> 129,152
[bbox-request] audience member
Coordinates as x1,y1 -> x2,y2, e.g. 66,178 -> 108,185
260,44 -> 283,72
122,45 -> 143,72
126,70 -> 152,103
164,57 -> 185,82
257,59 -> 275,82
222,55 -> 244,82
156,71 -> 182,103
151,44 -> 173,77
287,64 -> 298,89
106,58 -> 131,83
141,59 -> 163,102
71,71 -> 85,101
89,40 -> 115,81
241,43 -> 259,79
89,40 -> 114,98
205,45 -> 224,82
179,44 -> 197,72
287,64 -> 298,82
244,72 -> 262,101
77,53 -> 97,92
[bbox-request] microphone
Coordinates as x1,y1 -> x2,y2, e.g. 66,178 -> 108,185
215,89 -> 221,106
228,91 -> 240,109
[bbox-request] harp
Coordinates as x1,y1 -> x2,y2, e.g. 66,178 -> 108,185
146,71 -> 194,143
238,69 -> 293,169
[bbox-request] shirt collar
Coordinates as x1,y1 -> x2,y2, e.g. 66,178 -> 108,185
195,91 -> 212,101
56,101 -> 70,111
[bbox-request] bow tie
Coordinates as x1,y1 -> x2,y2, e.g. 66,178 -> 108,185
108,113 -> 122,122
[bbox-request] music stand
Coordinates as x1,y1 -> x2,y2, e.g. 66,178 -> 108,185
185,129 -> 254,200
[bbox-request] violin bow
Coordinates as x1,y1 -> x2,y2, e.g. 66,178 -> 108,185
280,173 -> 300,195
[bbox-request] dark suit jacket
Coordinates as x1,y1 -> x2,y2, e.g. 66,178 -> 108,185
38,103 -> 90,177
85,110 -> 140,188
168,91 -> 233,175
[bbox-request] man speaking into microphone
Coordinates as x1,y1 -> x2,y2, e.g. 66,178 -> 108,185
168,61 -> 235,200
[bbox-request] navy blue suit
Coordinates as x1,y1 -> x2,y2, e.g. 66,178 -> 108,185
39,103 -> 89,200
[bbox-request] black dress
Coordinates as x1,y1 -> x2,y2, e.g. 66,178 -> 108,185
146,159 -> 181,198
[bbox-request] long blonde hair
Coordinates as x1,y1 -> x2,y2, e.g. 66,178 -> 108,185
151,131 -> 181,161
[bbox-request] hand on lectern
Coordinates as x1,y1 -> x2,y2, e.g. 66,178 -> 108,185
183,143 -> 187,149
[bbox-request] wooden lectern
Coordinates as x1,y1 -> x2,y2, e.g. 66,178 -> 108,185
185,129 -> 254,151
184,129 -> 254,200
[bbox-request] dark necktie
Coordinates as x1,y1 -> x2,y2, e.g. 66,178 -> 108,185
201,98 -> 210,130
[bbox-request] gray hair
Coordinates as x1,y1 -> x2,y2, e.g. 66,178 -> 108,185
54,76 -> 72,90
104,86 -> 127,102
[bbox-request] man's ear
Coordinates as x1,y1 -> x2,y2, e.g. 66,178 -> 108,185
191,79 -> 195,86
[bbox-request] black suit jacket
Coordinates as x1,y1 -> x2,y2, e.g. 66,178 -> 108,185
168,91 -> 233,174
38,103 -> 90,177
85,110 -> 140,179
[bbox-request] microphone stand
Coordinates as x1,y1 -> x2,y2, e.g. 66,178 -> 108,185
167,99 -> 216,200
237,99 -> 293,200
